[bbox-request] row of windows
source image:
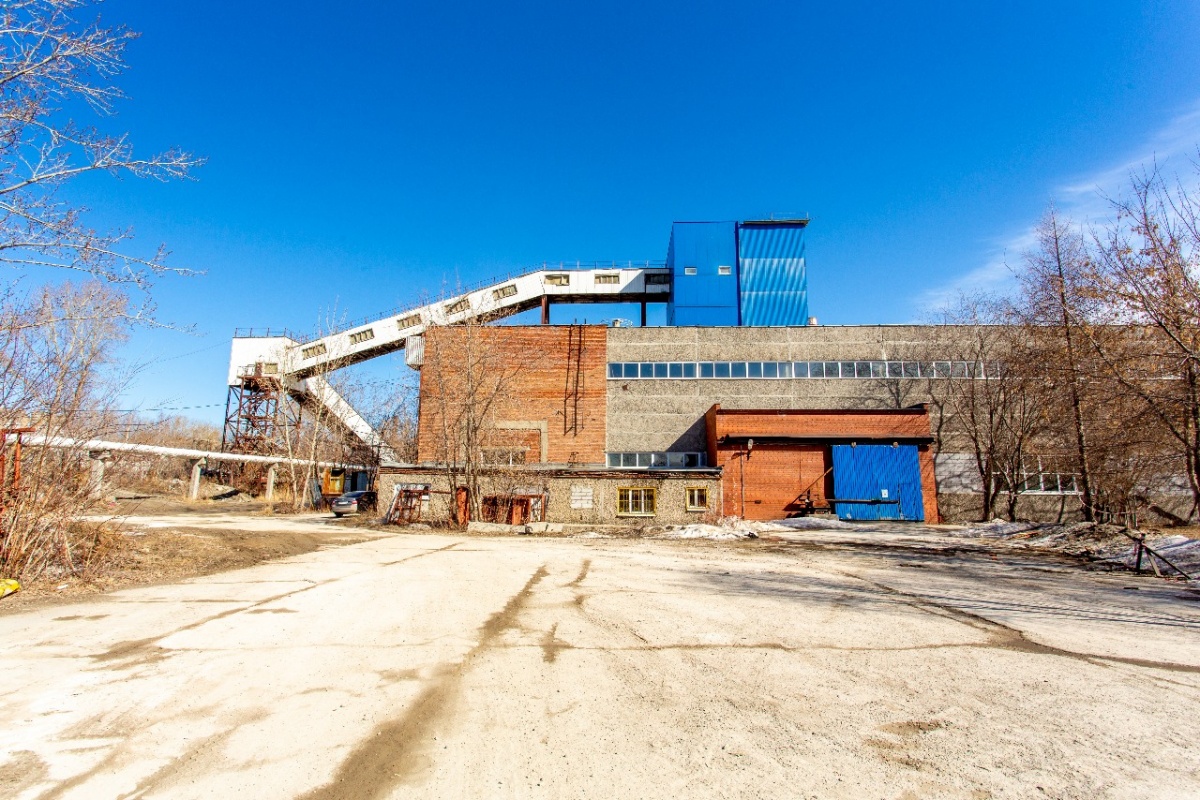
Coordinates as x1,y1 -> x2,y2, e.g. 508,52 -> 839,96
1013,472 -> 1081,495
607,360 -> 1001,380
544,272 -> 671,286
616,487 -> 709,516
606,452 -> 708,468
996,463 -> 1082,495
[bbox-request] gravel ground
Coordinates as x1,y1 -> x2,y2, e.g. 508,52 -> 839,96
1,514 -> 1198,799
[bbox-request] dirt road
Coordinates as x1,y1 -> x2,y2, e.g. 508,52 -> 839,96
2,516 -> 1198,798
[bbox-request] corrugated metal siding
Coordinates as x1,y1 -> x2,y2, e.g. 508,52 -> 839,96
830,444 -> 924,521
738,223 -> 808,326
666,221 -> 740,326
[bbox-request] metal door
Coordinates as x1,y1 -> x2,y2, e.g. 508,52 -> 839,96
830,444 -> 924,521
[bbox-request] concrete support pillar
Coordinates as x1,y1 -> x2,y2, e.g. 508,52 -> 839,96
640,301 -> 647,327
189,458 -> 206,501
265,463 -> 278,502
540,295 -> 550,325
87,450 -> 110,501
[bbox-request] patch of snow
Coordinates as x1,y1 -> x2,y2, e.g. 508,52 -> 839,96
655,524 -> 750,541
953,519 -> 1041,538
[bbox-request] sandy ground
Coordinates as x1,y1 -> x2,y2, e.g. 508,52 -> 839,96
1,514 -> 1198,799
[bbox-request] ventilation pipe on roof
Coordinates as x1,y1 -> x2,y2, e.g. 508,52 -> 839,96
807,316 -> 819,326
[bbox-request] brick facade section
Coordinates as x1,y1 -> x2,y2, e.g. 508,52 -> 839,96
707,405 -> 939,522
417,325 -> 608,465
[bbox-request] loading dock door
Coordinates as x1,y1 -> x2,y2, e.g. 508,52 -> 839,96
830,444 -> 924,521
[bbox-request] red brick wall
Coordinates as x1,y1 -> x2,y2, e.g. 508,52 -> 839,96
711,407 -> 939,521
417,325 -> 607,464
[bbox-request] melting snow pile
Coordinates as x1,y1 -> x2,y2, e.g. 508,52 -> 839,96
654,515 -> 856,540
655,524 -> 750,540
952,519 -> 1041,538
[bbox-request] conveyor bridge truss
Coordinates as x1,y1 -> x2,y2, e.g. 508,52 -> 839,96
225,262 -> 670,463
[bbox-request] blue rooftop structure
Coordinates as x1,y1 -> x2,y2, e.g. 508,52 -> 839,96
665,219 -> 809,326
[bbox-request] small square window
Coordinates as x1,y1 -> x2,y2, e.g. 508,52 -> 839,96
808,361 -> 823,378
639,363 -> 654,378
608,364 -> 622,378
825,362 -> 841,378
653,363 -> 668,378
794,361 -> 810,378
717,265 -> 732,275
684,266 -> 698,276
715,362 -> 731,378
686,487 -> 708,511
668,362 -> 683,378
887,361 -> 903,378
871,361 -> 886,378
595,274 -> 620,285
699,362 -> 715,378
842,362 -> 858,378
545,273 -> 571,286
763,362 -> 778,378
683,362 -> 697,378
777,362 -> 792,378
731,362 -> 747,378
623,363 -> 639,378
902,362 -> 920,378
684,453 -> 702,467
748,362 -> 763,378
621,453 -> 637,467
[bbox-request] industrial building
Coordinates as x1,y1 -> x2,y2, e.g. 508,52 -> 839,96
224,218 -> 1078,524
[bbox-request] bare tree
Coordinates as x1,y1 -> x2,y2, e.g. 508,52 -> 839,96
1079,163 -> 1200,518
928,297 -> 1051,520
0,0 -> 202,312
0,281 -> 129,577
1015,210 -> 1098,519
418,320 -> 532,524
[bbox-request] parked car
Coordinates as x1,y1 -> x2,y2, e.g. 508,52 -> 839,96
331,490 -> 377,517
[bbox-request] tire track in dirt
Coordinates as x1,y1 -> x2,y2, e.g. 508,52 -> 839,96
295,564 -> 550,800
91,543 -> 461,667
840,570 -> 1200,675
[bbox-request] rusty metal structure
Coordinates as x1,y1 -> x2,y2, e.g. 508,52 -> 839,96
0,427 -> 35,517
221,364 -> 298,457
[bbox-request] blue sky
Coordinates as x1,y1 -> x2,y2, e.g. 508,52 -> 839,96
49,0 -> 1200,424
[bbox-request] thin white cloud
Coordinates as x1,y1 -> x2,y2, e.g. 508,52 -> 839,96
916,100 -> 1200,314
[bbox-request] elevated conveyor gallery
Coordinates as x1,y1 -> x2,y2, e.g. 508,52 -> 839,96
225,263 -> 671,461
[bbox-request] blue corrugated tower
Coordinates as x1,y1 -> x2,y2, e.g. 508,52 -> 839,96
665,218 -> 808,326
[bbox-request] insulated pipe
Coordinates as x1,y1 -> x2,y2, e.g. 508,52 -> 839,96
2,433 -> 364,470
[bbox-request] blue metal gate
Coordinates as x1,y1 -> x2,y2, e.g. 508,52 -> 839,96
830,444 -> 924,521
